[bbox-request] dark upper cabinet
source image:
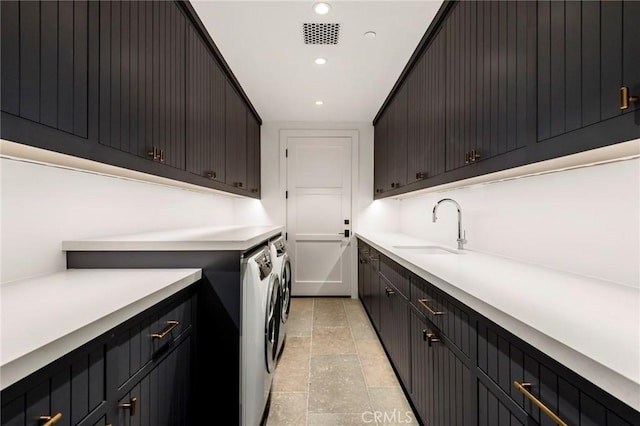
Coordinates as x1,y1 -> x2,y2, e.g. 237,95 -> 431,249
98,0 -> 187,170
386,83 -> 408,190
406,27 -> 446,185
445,0 -> 536,171
185,23 -> 226,183
374,0 -> 638,199
1,0 -> 261,199
536,0 -> 640,154
225,81 -> 248,190
1,0 -> 89,138
373,110 -> 389,195
246,110 -> 261,195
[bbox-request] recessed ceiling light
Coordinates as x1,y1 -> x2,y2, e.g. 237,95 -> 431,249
364,31 -> 377,38
314,57 -> 327,65
315,100 -> 324,105
313,2 -> 331,15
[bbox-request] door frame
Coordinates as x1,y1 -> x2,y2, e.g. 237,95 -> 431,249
279,129 -> 360,298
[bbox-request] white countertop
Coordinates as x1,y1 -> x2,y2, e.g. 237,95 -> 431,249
356,232 -> 640,412
61,225 -> 284,251
1,268 -> 202,390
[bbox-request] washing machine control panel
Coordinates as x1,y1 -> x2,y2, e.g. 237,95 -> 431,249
256,249 -> 273,280
274,239 -> 286,255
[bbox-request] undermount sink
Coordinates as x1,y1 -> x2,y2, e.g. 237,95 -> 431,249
392,245 -> 460,255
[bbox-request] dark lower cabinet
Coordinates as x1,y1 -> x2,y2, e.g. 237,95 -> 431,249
116,336 -> 191,426
357,238 -> 640,426
1,343 -> 108,426
477,320 -> 640,426
379,276 -> 411,390
1,287 -> 196,426
410,308 -> 472,426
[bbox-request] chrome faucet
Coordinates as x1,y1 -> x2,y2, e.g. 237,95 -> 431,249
432,198 -> 467,250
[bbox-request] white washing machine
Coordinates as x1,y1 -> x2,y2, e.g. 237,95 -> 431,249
269,235 -> 291,360
241,245 -> 282,426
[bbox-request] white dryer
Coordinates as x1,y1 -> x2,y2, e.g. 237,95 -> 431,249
241,245 -> 282,426
269,235 -> 291,360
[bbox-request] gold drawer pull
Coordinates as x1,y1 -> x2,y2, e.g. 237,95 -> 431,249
417,299 -> 444,315
620,86 -> 639,110
513,381 -> 568,426
151,320 -> 179,339
39,413 -> 62,426
120,396 -> 138,416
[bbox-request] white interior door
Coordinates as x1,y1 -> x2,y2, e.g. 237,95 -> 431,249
287,136 -> 352,296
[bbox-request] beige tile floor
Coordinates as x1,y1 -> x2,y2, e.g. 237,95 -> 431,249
265,297 -> 419,426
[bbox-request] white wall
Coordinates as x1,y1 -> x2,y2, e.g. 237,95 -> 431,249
397,158 -> 640,288
1,157 -> 240,283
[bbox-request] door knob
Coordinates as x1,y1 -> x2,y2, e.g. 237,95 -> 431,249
338,230 -> 350,238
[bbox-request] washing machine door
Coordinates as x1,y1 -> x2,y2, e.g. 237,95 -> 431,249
280,254 -> 292,323
265,274 -> 281,373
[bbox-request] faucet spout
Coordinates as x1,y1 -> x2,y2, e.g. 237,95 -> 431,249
432,198 -> 467,250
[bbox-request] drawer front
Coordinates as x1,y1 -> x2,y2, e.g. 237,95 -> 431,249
411,274 -> 472,359
1,343 -> 107,426
410,274 -> 446,330
115,293 -> 193,388
477,320 -> 640,426
379,255 -> 409,299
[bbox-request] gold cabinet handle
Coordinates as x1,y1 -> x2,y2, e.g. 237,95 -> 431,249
120,396 -> 138,417
417,299 -> 444,315
513,381 -> 568,426
620,86 -> 639,110
159,149 -> 165,163
415,172 -> 427,180
206,171 -> 217,180
385,287 -> 395,297
421,329 -> 440,346
39,413 -> 62,426
151,320 -> 179,339
465,149 -> 481,164
147,147 -> 159,160
426,332 -> 439,346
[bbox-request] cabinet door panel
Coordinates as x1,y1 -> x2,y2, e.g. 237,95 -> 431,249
622,0 -> 640,115
538,0 -> 639,142
99,0 -> 186,168
0,0 -> 89,137
447,1 -> 533,171
387,84 -> 408,189
246,111 -> 261,195
119,336 -> 191,426
373,112 -> 388,195
186,25 -> 226,183
1,1 -> 20,115
406,27 -> 446,185
225,81 -> 247,189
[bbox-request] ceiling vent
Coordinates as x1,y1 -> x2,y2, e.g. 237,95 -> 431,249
303,23 -> 340,45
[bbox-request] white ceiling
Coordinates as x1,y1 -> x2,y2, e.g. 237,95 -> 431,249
190,1 -> 444,123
